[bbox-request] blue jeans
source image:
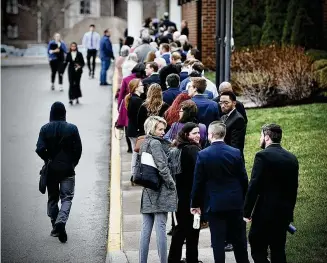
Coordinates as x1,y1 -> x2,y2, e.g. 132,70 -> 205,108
100,59 -> 110,84
47,175 -> 75,225
139,213 -> 168,263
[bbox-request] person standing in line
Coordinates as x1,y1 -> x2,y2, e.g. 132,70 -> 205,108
181,20 -> 189,38
168,123 -> 203,263
219,91 -> 246,157
143,62 -> 161,93
244,124 -> 299,263
137,84 -> 170,136
191,121 -> 249,263
36,102 -> 82,243
162,73 -> 181,106
188,77 -> 220,128
99,29 -> 115,86
48,33 -> 67,91
138,116 -> 177,263
115,45 -> 131,88
213,82 -> 247,124
82,24 -> 100,79
125,79 -> 145,180
63,42 -> 85,105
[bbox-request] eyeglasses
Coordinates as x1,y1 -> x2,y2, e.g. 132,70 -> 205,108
219,101 -> 231,106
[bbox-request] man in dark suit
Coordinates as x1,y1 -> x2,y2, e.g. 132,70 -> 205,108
220,91 -> 246,156
189,77 -> 220,128
244,124 -> 299,263
143,62 -> 161,91
213,82 -> 248,124
159,51 -> 182,90
191,121 -> 249,263
162,73 -> 181,106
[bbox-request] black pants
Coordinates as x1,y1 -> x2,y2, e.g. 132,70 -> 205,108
249,219 -> 288,263
47,174 -> 75,226
208,210 -> 249,263
168,209 -> 200,263
68,71 -> 82,100
87,49 -> 97,74
50,60 -> 63,84
125,127 -> 132,151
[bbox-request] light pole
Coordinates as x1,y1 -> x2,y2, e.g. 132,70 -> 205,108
215,0 -> 233,86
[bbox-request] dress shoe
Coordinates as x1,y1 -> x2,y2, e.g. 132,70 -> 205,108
76,99 -> 79,104
100,82 -> 110,86
69,100 -> 73,105
224,243 -> 233,251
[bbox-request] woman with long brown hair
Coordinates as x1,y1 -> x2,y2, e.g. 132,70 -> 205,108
125,78 -> 144,179
137,83 -> 169,136
145,51 -> 156,63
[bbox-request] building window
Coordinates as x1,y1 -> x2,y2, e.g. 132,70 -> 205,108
6,0 -> 19,14
7,24 -> 19,39
80,0 -> 91,14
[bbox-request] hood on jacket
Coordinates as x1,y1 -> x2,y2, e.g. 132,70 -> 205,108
50,101 -> 66,122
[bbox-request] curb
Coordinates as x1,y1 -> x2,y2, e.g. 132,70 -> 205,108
106,70 -> 127,263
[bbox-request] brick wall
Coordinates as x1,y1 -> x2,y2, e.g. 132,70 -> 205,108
201,0 -> 216,69
181,1 -> 198,47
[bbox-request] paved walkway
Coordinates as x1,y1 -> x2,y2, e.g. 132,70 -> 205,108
2,65 -> 112,262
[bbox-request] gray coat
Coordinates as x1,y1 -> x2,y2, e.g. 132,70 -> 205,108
134,44 -> 157,63
139,135 -> 178,214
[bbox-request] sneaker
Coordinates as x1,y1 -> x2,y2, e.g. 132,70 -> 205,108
56,223 -> 67,243
51,84 -> 55,90
59,86 -> 64,92
50,228 -> 59,237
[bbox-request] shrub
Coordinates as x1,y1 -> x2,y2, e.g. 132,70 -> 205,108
312,60 -> 327,89
231,45 -> 316,106
306,49 -> 327,61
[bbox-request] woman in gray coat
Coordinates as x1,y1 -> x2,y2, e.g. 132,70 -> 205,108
138,116 -> 178,263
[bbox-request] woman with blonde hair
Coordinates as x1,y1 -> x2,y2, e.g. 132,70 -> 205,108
122,52 -> 138,78
137,83 -> 169,136
115,45 -> 130,87
137,116 -> 177,263
47,32 -> 67,91
125,79 -> 145,179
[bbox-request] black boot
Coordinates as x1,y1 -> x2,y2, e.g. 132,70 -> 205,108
56,222 -> 68,243
50,220 -> 59,237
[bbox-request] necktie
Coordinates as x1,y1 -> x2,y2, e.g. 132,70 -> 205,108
91,32 -> 93,49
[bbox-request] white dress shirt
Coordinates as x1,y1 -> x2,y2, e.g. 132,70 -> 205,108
82,31 -> 100,50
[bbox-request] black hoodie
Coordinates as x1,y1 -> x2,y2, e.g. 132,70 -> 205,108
36,102 -> 82,175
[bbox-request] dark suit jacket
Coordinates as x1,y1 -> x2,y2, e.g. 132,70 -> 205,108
221,109 -> 246,154
191,141 -> 248,212
244,144 -> 299,223
214,97 -> 248,124
159,63 -> 182,90
191,95 -> 220,128
126,94 -> 144,138
163,87 -> 181,106
64,51 -> 85,81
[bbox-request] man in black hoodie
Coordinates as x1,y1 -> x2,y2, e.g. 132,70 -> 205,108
36,102 -> 82,243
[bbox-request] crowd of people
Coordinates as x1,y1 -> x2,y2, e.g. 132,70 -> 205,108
114,18 -> 299,263
40,15 -> 300,263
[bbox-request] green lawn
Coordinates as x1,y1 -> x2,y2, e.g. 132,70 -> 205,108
244,103 -> 327,263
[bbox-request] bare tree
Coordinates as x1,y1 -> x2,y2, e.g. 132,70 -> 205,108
18,0 -> 79,42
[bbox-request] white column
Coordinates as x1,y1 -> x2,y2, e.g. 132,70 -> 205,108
127,0 -> 143,40
169,0 -> 181,31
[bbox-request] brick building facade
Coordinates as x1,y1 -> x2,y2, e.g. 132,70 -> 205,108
179,0 -> 327,69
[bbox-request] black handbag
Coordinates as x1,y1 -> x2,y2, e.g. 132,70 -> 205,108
39,161 -> 50,194
133,145 -> 161,191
